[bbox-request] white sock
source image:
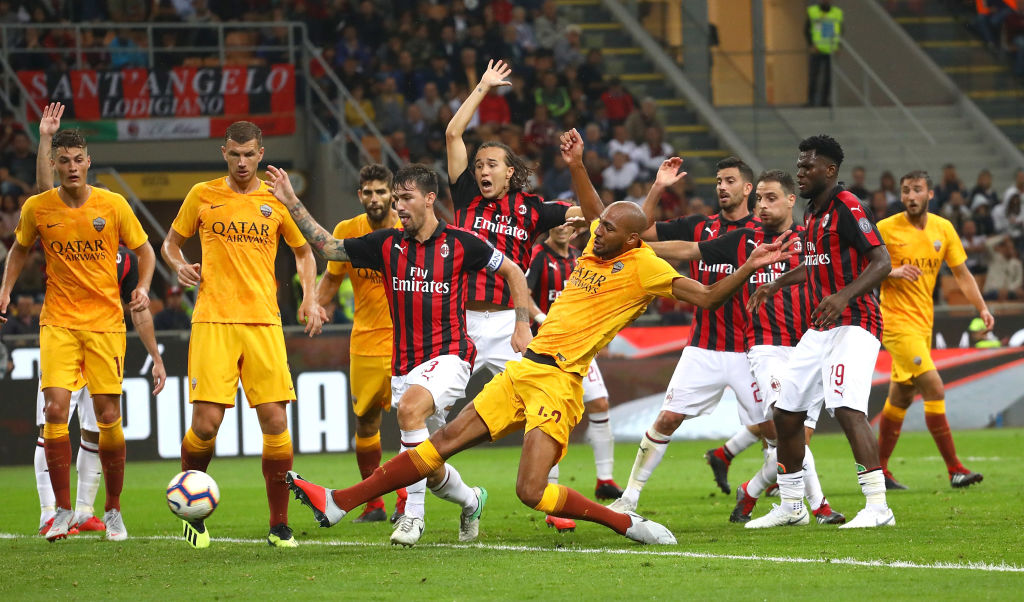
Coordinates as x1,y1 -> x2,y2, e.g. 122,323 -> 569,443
587,411 -> 615,481
858,467 -> 887,510
724,427 -> 759,458
623,428 -> 671,502
75,440 -> 102,522
430,464 -> 478,515
35,439 -> 55,525
747,446 -> 777,498
801,446 -> 825,511
547,464 -> 560,484
400,428 -> 429,519
777,470 -> 805,513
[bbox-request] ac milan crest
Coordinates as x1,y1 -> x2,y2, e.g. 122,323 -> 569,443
770,377 -> 781,393
440,242 -> 450,258
259,204 -> 272,218
92,217 -> 105,232
792,239 -> 803,253
821,214 -> 831,229
518,204 -> 527,215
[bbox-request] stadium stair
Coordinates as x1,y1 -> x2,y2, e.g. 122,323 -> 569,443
556,0 -> 732,194
881,0 -> 1024,153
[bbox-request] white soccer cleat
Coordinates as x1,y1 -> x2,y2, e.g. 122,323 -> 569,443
45,508 -> 75,542
838,506 -> 895,529
103,509 -> 128,541
458,487 -> 487,542
391,515 -> 425,547
623,511 -> 676,545
745,503 -> 810,529
607,496 -> 637,514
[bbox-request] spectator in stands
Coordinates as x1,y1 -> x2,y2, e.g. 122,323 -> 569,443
11,28 -> 50,71
354,0 -> 386,49
541,154 -> 573,200
601,77 -> 634,126
974,198 -> 997,235
869,189 -> 891,222
534,71 -> 572,118
454,46 -> 483,90
374,76 -> 407,134
1007,6 -> 1024,76
983,235 -> 1024,300
414,81 -> 444,125
335,23 -> 371,72
624,97 -> 666,144
496,23 -> 527,65
969,168 -> 1000,208
847,165 -> 870,200
942,189 -> 972,234
583,122 -> 609,161
0,193 -> 18,241
689,196 -> 712,216
257,13 -> 290,64
1004,168 -> 1024,204
436,23 -> 461,68
388,130 -> 411,167
1,132 -> 35,196
554,24 -> 585,71
602,150 -> 640,200
961,219 -> 989,275
478,89 -> 511,127
153,28 -> 183,70
607,124 -> 637,160
879,170 -> 898,205
184,0 -> 219,53
933,163 -> 967,210
535,0 -> 568,50
582,148 -> 606,187
154,286 -> 191,330
106,0 -> 149,22
992,193 -> 1023,240
0,111 -> 24,156
577,48 -> 607,97
631,126 -> 673,180
423,54 -> 454,99
107,28 -> 146,68
523,103 -> 557,159
405,104 -> 430,158
344,82 -> 375,136
510,6 -> 537,52
0,294 -> 39,337
623,181 -> 647,206
504,73 -> 535,123
974,0 -> 1015,52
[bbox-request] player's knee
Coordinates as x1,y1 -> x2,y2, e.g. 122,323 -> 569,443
396,398 -> 431,428
515,480 -> 545,509
654,411 -> 683,434
586,397 -> 609,413
43,403 -> 67,425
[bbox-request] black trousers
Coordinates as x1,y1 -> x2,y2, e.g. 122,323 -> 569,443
807,53 -> 832,107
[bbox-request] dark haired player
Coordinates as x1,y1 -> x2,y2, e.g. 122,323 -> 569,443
162,121 -> 325,548
876,170 -> 989,490
314,163 -> 408,523
747,134 -> 894,529
266,163 -> 531,547
611,155 -> 761,512
650,170 -> 844,525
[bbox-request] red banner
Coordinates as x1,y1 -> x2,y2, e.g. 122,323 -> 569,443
18,64 -> 295,124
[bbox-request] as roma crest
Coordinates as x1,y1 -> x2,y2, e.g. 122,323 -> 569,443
612,261 -> 624,274
260,204 -> 272,218
92,217 -> 105,232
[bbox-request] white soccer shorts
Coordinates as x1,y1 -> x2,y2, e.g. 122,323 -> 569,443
467,309 -> 521,376
391,355 -> 472,432
748,345 -> 821,429
776,325 -> 881,418
582,359 -> 609,403
663,346 -> 766,425
36,384 -> 96,431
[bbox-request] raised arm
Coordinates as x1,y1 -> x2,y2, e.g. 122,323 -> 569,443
641,158 -> 687,232
559,128 -> 605,222
445,60 -> 512,182
36,102 -> 64,192
292,242 -> 327,337
674,235 -> 795,309
647,240 -> 702,262
129,307 -> 166,394
265,165 -> 350,262
950,261 -> 994,329
495,257 -> 534,353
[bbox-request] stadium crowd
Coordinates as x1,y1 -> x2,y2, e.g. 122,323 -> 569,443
1,0 -> 1024,336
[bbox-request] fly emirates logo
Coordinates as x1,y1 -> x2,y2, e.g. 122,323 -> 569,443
393,265 -> 451,294
805,241 -> 831,265
473,213 -> 529,241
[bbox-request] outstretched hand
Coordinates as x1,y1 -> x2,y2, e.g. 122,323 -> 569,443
655,157 -> 687,188
479,59 -> 513,90
39,102 -> 64,136
559,128 -> 585,166
265,165 -> 297,206
747,232 -> 797,269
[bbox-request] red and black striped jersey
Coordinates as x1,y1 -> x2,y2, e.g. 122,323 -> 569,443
526,242 -> 580,314
803,187 -> 884,338
343,220 -> 505,376
655,212 -> 758,352
451,168 -> 571,307
698,226 -> 809,348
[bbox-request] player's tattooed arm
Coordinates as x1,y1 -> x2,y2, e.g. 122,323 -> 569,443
265,165 -> 349,262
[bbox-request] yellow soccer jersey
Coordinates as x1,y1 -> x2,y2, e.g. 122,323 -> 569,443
529,221 -> 681,375
171,177 -> 306,325
16,187 -> 148,332
878,212 -> 967,336
326,213 -> 401,356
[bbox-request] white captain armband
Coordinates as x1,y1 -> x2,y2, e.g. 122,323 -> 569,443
486,248 -> 504,272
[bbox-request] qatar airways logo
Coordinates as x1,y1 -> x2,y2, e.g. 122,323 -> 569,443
356,267 -> 384,285
392,265 -> 450,294
697,260 -> 734,275
805,241 -> 831,265
49,239 -> 108,261
473,214 -> 529,241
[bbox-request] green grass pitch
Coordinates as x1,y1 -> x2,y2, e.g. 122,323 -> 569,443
1,429 -> 1022,600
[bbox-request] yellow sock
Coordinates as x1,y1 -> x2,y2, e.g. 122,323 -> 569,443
97,417 -> 125,451
355,432 -> 381,452
182,427 -> 216,454
408,440 -> 443,475
262,430 -> 293,460
533,483 -> 568,514
923,399 -> 946,415
43,422 -> 70,440
882,400 -> 908,422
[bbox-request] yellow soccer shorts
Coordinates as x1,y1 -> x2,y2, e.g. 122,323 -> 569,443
40,325 -> 126,395
188,323 -> 295,406
472,357 -> 584,461
883,330 -> 936,384
349,353 -> 392,416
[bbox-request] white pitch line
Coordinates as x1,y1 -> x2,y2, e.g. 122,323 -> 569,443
3,533 -> 1021,573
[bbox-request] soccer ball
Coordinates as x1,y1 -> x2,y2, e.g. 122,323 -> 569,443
166,470 -> 220,521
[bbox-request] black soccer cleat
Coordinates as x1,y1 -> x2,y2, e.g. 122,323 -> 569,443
352,506 -> 388,523
883,469 -> 909,491
704,449 -> 731,495
594,480 -> 624,500
950,470 -> 983,489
